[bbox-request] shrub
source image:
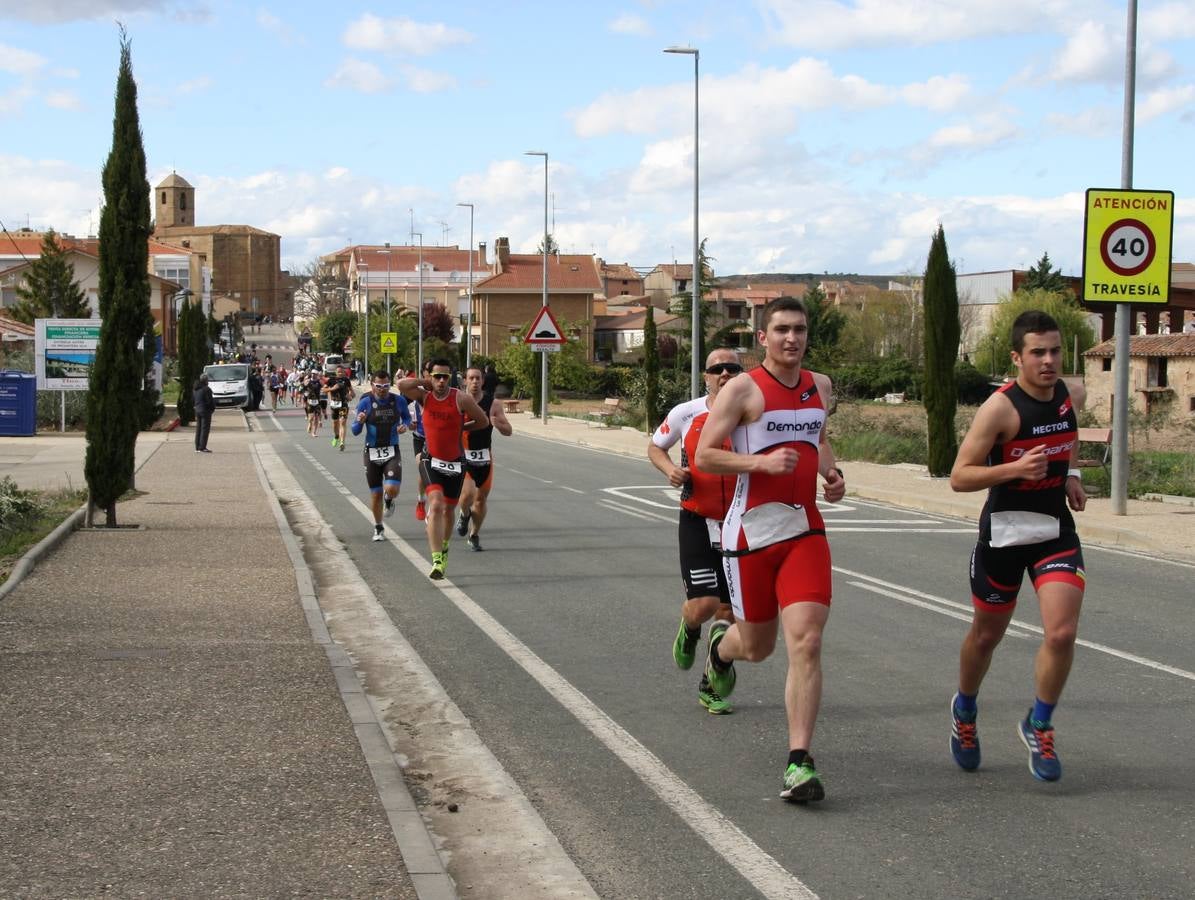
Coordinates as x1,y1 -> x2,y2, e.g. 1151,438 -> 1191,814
0,477 -> 43,533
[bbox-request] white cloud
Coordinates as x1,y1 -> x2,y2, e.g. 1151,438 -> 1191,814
45,90 -> 83,110
1141,2 -> 1195,42
325,58 -> 394,94
757,0 -> 1083,50
342,14 -> 473,56
52,67 -> 81,79
326,166 -> 349,180
899,74 -> 972,112
608,13 -> 652,36
257,9 -> 303,45
0,43 -> 47,77
400,65 -> 456,93
177,75 -> 213,94
1139,84 -> 1195,122
1044,106 -> 1117,138
1049,20 -> 1120,83
0,0 -> 167,23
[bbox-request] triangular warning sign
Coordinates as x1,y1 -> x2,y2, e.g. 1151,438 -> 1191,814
524,306 -> 566,344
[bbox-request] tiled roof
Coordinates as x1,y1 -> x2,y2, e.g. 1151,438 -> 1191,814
476,254 -> 601,293
0,314 -> 35,337
653,263 -> 692,279
1084,334 -> 1195,357
354,245 -> 484,273
156,223 -> 279,237
601,262 -> 641,280
156,173 -> 193,189
149,239 -> 196,255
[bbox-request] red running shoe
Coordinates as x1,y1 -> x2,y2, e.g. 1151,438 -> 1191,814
415,500 -> 426,521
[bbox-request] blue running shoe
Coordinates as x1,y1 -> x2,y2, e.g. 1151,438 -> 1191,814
950,693 -> 980,771
1018,713 -> 1062,782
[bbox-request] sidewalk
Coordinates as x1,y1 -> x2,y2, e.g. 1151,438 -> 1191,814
512,413 -> 1195,564
0,420 -> 422,898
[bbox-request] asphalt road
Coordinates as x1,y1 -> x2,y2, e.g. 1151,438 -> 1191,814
257,402 -> 1195,900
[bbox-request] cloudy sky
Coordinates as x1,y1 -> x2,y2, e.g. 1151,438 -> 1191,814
1,0 -> 1193,279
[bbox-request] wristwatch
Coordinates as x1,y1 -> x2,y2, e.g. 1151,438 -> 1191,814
830,466 -> 844,479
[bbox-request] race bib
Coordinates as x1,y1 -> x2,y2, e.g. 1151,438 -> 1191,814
330,400 -> 343,409
368,446 -> 396,463
307,398 -> 319,407
705,517 -> 723,551
430,457 -> 462,475
739,502 -> 811,551
465,448 -> 491,464
989,511 -> 1060,548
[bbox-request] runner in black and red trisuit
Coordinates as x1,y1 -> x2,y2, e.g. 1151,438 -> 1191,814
323,365 -> 355,450
949,309 -> 1088,783
456,366 -> 513,552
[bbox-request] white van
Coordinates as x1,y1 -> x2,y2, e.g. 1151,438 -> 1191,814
203,363 -> 251,409
322,354 -> 344,375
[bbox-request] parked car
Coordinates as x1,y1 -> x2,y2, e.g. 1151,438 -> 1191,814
203,363 -> 251,409
322,354 -> 344,375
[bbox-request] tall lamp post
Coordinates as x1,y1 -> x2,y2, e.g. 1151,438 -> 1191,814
457,202 -> 474,370
384,242 -> 393,376
664,45 -> 700,399
413,232 -> 424,374
524,150 -> 549,423
360,261 -> 369,376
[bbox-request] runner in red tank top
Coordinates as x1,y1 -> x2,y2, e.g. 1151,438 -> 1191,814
649,347 -> 741,715
398,358 -> 488,580
695,297 -> 845,804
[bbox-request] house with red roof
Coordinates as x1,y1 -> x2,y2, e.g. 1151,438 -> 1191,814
471,238 -> 601,360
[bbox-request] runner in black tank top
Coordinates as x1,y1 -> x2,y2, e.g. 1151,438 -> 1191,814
456,367 -> 513,551
948,310 -> 1089,783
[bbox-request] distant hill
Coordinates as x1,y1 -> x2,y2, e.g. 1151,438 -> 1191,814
712,273 -> 903,289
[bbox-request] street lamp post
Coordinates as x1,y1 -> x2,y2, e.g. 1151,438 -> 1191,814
457,202 -> 474,370
664,45 -> 700,399
384,242 -> 393,376
360,262 -> 369,376
524,151 -> 549,423
413,232 -> 424,374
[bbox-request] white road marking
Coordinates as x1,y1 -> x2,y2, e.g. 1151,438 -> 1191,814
289,443 -> 820,900
831,527 -> 975,533
838,566 -> 1195,682
560,485 -> 585,494
596,499 -> 660,522
508,467 -> 554,484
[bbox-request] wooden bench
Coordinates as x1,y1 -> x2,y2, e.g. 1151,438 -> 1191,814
588,397 -> 624,421
502,399 -> 522,414
1075,427 -> 1112,474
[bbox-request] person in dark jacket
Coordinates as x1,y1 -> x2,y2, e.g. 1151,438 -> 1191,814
194,374 -> 214,453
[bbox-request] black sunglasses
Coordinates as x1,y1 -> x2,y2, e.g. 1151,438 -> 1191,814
705,363 -> 743,376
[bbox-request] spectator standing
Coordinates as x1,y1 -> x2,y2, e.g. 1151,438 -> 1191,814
193,374 -> 214,453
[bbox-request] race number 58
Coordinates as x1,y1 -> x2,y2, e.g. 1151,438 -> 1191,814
1100,218 -> 1156,277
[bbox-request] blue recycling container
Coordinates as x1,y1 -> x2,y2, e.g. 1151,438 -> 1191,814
0,370 -> 36,436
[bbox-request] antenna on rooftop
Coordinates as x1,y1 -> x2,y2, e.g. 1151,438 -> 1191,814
438,220 -> 450,244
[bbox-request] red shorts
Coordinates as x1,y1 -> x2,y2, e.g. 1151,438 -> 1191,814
722,534 -> 832,623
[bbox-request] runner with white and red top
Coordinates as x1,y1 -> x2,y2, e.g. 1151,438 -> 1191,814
649,347 -> 741,715
948,309 -> 1088,783
397,358 -> 488,580
695,296 -> 845,804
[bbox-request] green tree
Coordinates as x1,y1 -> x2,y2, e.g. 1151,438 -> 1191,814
975,288 -> 1096,378
420,302 -> 457,344
85,29 -> 153,525
671,238 -> 716,369
1022,251 -> 1066,293
315,310 -> 356,354
802,284 -> 848,369
643,304 -> 659,430
139,314 -> 162,429
175,297 -> 205,425
495,316 -> 590,410
537,233 -> 559,255
9,230 -> 90,323
922,225 -> 961,477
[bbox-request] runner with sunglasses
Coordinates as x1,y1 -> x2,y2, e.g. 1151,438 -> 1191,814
351,370 -> 412,543
649,348 -> 742,714
397,359 -> 489,579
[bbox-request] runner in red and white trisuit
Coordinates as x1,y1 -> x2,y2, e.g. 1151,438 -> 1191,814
649,347 -> 740,715
695,296 -> 845,805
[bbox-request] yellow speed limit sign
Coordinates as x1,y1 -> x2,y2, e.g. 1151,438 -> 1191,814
379,332 -> 398,354
1082,188 -> 1173,303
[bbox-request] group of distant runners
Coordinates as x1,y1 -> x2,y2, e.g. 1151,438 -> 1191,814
301,297 -> 1089,804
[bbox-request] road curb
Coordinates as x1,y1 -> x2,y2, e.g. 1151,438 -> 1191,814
250,445 -> 458,900
0,504 -> 86,604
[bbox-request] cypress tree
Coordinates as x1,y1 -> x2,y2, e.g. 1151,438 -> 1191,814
85,29 -> 152,525
643,304 -> 659,430
922,225 -> 961,477
10,230 -> 91,323
175,297 -> 196,425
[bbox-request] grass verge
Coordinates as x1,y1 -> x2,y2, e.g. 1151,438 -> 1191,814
1081,452 -> 1195,499
0,484 -> 87,585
